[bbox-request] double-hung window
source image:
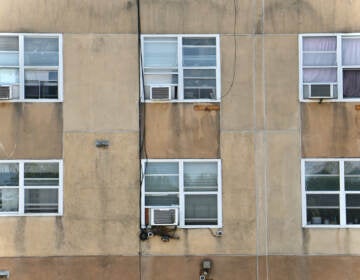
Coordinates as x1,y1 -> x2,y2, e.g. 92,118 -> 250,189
0,160 -> 63,215
141,35 -> 220,102
0,34 -> 62,101
300,34 -> 360,101
302,159 -> 360,227
141,159 -> 222,228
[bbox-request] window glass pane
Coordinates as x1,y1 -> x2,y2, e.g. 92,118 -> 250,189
0,53 -> 19,66
25,70 -> 58,99
182,46 -> 216,67
342,37 -> 360,66
143,38 -> 177,68
183,69 -> 216,99
0,69 -> 19,84
0,37 -> 19,51
303,37 -> 336,52
346,194 -> 360,224
145,176 -> 179,192
0,188 -> 18,212
145,162 -> 178,175
184,162 -> 218,191
24,189 -> 58,213
307,194 -> 339,207
305,161 -> 339,191
343,70 -> 360,98
303,68 -> 337,83
303,53 -> 336,67
24,37 -> 59,66
345,161 -> 360,190
182,38 -> 216,46
0,163 -> 19,186
24,162 -> 59,186
145,195 -> 179,206
305,161 -> 339,174
185,195 -> 217,225
307,209 -> 339,225
346,209 -> 360,224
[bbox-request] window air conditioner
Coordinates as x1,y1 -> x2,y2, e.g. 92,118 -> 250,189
0,86 -> 12,100
150,86 -> 171,100
308,84 -> 334,99
150,208 -> 178,226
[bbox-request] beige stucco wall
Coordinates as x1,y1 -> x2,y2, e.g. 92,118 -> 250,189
142,103 -> 220,159
1,0 -> 360,270
302,103 -> 360,158
0,103 -> 62,159
0,0 -> 137,34
0,34 -> 140,257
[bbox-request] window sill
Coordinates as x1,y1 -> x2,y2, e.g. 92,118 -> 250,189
0,213 -> 62,217
303,225 -> 360,228
0,99 -> 63,103
300,98 -> 360,103
142,99 -> 220,103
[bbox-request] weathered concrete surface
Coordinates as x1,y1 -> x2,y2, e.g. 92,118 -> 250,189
0,132 -> 139,257
143,103 -> 220,159
0,103 -> 62,159
0,256 -> 140,280
302,103 -> 360,158
140,0 -> 260,34
221,35 -> 255,131
264,0 -> 360,34
0,0 -> 137,34
63,34 -> 139,132
264,36 -> 299,130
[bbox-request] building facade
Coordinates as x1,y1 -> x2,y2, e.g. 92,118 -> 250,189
0,0 -> 360,279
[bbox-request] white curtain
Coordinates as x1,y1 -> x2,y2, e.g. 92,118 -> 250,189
303,36 -> 336,51
143,38 -> 178,68
342,38 -> 360,65
303,68 -> 337,83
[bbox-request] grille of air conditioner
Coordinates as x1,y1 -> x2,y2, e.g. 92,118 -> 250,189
150,208 -> 178,226
308,84 -> 334,99
150,86 -> 171,100
0,86 -> 12,100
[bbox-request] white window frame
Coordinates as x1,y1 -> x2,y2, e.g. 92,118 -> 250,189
0,33 -> 63,102
302,158 -> 360,228
140,34 -> 221,103
0,159 -> 63,216
141,159 -> 222,229
299,33 -> 360,102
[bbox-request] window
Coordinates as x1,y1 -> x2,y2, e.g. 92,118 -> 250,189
300,34 -> 360,101
141,159 -> 222,228
0,34 -> 62,101
0,160 -> 63,215
141,35 -> 220,102
302,159 -> 360,227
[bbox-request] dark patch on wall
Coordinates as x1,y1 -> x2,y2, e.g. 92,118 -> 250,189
262,0 -> 318,33
15,217 -> 26,254
91,37 -> 105,53
142,103 -> 220,159
126,0 -> 134,10
55,216 -> 65,250
302,229 -> 310,255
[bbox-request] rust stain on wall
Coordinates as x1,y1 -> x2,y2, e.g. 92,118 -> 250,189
142,103 -> 220,159
301,103 -> 360,157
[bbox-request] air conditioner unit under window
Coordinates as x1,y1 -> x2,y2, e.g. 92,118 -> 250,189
150,86 -> 171,100
308,84 -> 334,99
150,208 -> 178,226
0,86 -> 12,100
